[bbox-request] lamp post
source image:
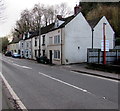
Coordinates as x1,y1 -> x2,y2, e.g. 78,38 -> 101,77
103,23 -> 107,65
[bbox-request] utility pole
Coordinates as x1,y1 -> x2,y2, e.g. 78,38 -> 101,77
103,23 -> 107,65
38,16 -> 41,57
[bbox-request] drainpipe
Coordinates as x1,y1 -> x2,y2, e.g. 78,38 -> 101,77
61,28 -> 63,65
92,28 -> 94,49
31,38 -> 33,59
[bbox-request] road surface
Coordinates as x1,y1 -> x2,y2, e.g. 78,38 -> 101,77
1,55 -> 119,110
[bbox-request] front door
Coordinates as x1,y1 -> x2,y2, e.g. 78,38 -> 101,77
49,50 -> 52,64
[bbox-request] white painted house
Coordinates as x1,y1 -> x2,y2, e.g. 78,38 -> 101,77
46,28 -> 62,64
7,4 -> 115,65
31,23 -> 55,60
88,16 -> 115,50
32,33 -> 39,60
46,11 -> 92,64
19,39 -> 25,58
23,32 -> 33,59
7,36 -> 22,54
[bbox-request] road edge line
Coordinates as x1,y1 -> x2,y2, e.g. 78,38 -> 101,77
0,72 -> 28,110
72,70 -> 119,81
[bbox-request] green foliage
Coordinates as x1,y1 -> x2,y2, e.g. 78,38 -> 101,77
82,3 -> 120,38
0,37 -> 9,53
81,2 -> 98,16
115,38 -> 120,46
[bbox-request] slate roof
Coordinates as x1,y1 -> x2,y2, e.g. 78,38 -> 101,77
10,14 -> 76,43
29,23 -> 55,38
59,15 -> 75,28
87,17 -> 102,28
50,15 -> 75,32
10,35 -> 23,44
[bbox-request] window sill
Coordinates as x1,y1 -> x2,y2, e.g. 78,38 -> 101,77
47,44 -> 61,46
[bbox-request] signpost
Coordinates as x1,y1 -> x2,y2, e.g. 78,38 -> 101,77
101,40 -> 109,51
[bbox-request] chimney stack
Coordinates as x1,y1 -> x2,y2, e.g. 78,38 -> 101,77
57,15 -> 63,20
74,3 -> 81,15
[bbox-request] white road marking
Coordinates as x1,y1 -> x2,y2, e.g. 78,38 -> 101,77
38,72 -> 111,101
1,57 -> 32,69
0,72 -> 28,110
71,71 -> 119,83
12,63 -> 32,69
39,72 -> 98,95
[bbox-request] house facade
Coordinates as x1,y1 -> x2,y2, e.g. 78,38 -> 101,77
45,12 -> 92,64
19,40 -> 25,58
31,23 -> 55,60
88,16 -> 115,50
7,36 -> 22,54
32,34 -> 39,60
7,4 -> 115,65
46,28 -> 62,64
24,38 -> 32,59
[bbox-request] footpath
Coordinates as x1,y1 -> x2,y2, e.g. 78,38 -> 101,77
60,63 -> 119,81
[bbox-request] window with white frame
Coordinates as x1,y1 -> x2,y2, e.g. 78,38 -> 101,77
49,37 -> 53,45
54,35 -> 60,44
54,50 -> 60,59
21,42 -> 24,48
42,35 -> 45,46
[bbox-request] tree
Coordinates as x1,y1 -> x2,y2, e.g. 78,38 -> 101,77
85,3 -> 120,38
12,2 -> 73,37
0,37 -> 9,53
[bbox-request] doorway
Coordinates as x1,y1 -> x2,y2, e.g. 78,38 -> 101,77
49,50 -> 52,64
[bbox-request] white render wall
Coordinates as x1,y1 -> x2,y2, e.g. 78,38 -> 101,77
8,43 -> 19,54
41,34 -> 47,56
32,36 -> 39,60
24,39 -> 32,59
63,12 -> 92,64
93,16 -> 114,49
46,29 -> 62,64
19,40 -> 25,57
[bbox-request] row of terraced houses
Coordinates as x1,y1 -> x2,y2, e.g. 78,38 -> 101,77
7,4 -> 115,65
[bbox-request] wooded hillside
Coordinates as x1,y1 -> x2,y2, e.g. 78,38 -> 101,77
81,2 -> 119,38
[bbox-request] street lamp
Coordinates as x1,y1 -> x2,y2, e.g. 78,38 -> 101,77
103,23 -> 107,65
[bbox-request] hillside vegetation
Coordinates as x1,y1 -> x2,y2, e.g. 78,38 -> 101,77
81,2 -> 119,45
81,3 -> 119,38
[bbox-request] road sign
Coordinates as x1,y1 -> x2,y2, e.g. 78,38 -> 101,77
101,40 -> 109,51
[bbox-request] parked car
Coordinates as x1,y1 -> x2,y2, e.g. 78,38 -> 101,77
5,51 -> 12,56
36,56 -> 49,64
12,53 -> 21,58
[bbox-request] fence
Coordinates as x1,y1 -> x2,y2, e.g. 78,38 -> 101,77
87,48 -> 120,64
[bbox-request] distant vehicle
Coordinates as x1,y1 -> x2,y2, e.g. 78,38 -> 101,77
12,53 -> 21,58
36,56 -> 49,64
5,51 -> 12,56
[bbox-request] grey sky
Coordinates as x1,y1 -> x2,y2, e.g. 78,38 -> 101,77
0,0 -> 79,37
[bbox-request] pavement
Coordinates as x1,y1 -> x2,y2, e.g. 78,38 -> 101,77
59,63 -> 119,81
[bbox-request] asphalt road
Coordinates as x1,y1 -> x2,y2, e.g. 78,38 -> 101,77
1,55 -> 119,110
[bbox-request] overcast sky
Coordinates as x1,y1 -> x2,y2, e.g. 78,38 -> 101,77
0,0 -> 79,37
